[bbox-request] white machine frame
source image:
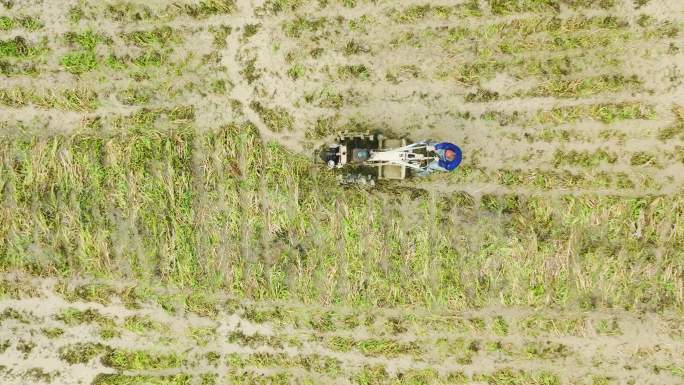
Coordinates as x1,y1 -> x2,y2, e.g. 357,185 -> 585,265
365,142 -> 434,170
326,138 -> 433,169
324,133 -> 436,181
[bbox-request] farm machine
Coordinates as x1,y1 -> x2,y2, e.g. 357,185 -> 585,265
319,132 -> 436,186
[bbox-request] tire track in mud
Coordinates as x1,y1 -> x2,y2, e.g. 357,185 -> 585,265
1,276 -> 684,385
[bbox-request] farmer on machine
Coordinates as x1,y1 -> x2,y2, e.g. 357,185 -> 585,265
417,141 -> 462,177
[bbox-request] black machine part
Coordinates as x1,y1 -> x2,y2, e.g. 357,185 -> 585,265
351,148 -> 370,163
320,145 -> 341,167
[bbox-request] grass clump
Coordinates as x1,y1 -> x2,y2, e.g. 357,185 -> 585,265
68,6 -> 85,23
199,374 -> 217,385
0,279 -> 40,298
384,317 -> 407,334
22,368 -> 56,383
452,59 -> 506,85
343,39 -> 370,56
481,194 -> 522,214
57,282 -> 117,304
488,0 -> 559,15
357,338 -> 420,357
19,16 -> 42,31
518,315 -> 586,336
105,54 -> 127,70
526,74 -> 641,98
242,23 -> 261,40
385,65 -> 421,83
630,152 -> 657,166
0,16 -> 42,31
240,56 -> 260,83
0,307 -> 31,323
64,31 -> 105,50
227,372 -> 291,384
260,0 -> 307,15
488,0 -> 614,15
0,60 -> 38,76
457,23 -> 631,55
308,311 -> 337,332
480,110 -> 519,126
658,105 -> 684,140
524,341 -> 572,359
590,376 -> 615,385
0,16 -> 12,30
308,116 -> 336,138
395,369 -> 444,384
546,29 -> 629,51
673,146 -> 684,164
337,64 -> 370,80
104,3 -> 154,22
180,0 -> 237,18
390,5 -> 433,23
131,49 -> 168,67
282,16 -> 327,39
240,353 -> 342,376
0,36 -> 47,58
287,63 -> 305,80
124,26 -> 180,48
328,337 -> 420,357
188,327 -> 217,347
59,342 -> 109,364
653,364 -> 684,378
123,315 -> 169,334
353,365 -> 389,385
184,292 -> 219,318
390,2 -> 481,22
41,327 -> 65,338
228,330 -> 284,349
444,16 -> 627,47
0,87 -> 99,111
17,339 -> 36,355
531,102 -> 656,125
492,316 -> 509,336
437,337 -> 480,364
250,101 -> 294,132
465,89 -> 499,102
117,87 -> 153,105
241,305 -> 288,324
475,369 -> 560,384
61,30 -> 105,74
209,25 -> 232,48
642,20 -> 680,39
92,374 -> 191,385
60,50 -> 98,74
614,172 -> 635,189
553,149 -> 617,168
307,87 -> 343,108
101,349 -> 185,370
348,15 -> 373,32
326,336 -> 355,352
55,308 -> 116,328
